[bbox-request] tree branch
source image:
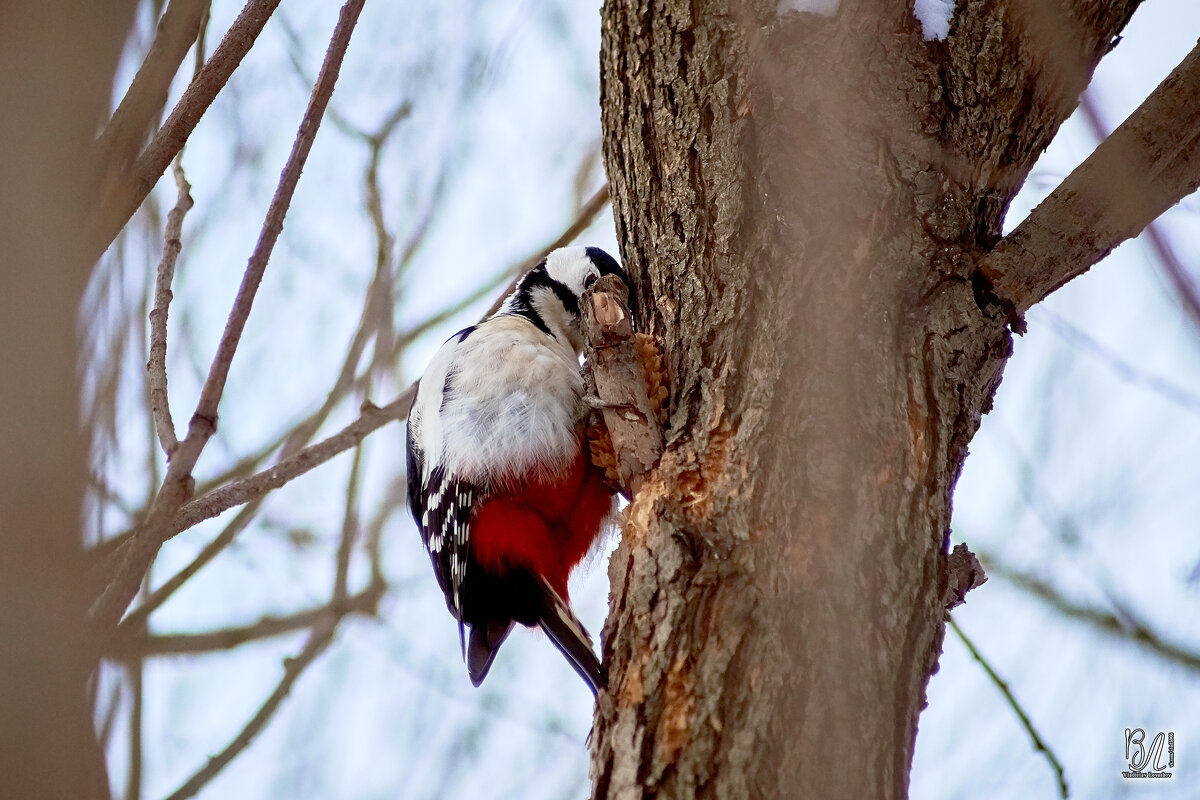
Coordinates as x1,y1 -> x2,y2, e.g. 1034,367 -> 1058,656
982,556 -> 1200,674
116,397 -> 396,640
90,0 -> 366,634
162,620 -> 337,800
948,617 -> 1068,799
94,0 -> 210,183
981,39 -> 1200,314
111,583 -> 383,657
148,158 -> 193,456
1078,92 -> 1200,335
481,183 -> 610,318
157,404 -> 377,799
124,642 -> 145,800
374,181 -> 610,353
278,113 -> 412,459
193,2 -> 211,78
114,503 -> 262,636
1040,309 -> 1200,418
87,0 -> 283,262
92,170 -> 601,608
172,390 -> 414,539
333,445 -> 364,603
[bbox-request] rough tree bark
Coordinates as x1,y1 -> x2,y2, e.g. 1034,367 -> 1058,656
588,1 -> 1170,797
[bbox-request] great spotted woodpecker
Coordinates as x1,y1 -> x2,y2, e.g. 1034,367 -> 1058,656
406,246 -> 629,693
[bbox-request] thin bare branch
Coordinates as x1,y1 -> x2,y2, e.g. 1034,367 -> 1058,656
334,446 -> 365,603
89,369 -> 395,567
94,167 -> 604,601
87,0 -> 283,262
361,106 -> 413,384
95,674 -> 123,754
194,424 -> 293,494
173,389 -> 415,538
482,183 -> 611,318
279,167 -> 408,457
278,302 -> 384,459
1078,92 -> 1200,335
277,11 -> 364,139
118,412 -> 376,648
364,121 -> 399,281
571,140 -> 603,211
115,503 -> 262,636
193,2 -> 211,79
162,621 -> 337,800
1040,309 -> 1200,418
142,270 -> 166,500
365,476 -> 408,586
948,617 -> 1068,799
95,0 -> 209,182
91,0 -> 366,633
981,556 -> 1200,674
999,427 -> 1166,638
981,40 -> 1200,314
111,583 -> 383,657
271,105 -> 414,457
107,391 -> 408,621
124,655 -> 144,800
147,158 -> 193,455
393,182 -> 612,356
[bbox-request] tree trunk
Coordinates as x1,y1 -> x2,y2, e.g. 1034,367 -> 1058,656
0,2 -> 136,797
592,1 -> 1142,797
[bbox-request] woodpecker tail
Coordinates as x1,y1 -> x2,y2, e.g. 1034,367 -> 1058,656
535,577 -> 604,695
467,617 -> 514,687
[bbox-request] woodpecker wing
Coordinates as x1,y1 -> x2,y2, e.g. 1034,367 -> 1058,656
407,437 -> 478,645
406,331 -> 485,652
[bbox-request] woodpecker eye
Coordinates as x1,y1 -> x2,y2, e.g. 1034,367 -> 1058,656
584,273 -> 598,289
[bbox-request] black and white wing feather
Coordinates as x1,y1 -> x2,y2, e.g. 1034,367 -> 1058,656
407,429 -> 478,650
405,327 -> 485,652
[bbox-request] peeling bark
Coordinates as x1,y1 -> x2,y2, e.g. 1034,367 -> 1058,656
592,0 -> 1144,797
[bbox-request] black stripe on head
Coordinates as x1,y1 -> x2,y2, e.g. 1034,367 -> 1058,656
509,262 -> 579,334
503,262 -> 550,335
525,263 -> 581,317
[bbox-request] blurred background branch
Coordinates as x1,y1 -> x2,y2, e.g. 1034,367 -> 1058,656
91,0 -> 368,633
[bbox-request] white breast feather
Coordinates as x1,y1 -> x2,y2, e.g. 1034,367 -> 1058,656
413,316 -> 583,488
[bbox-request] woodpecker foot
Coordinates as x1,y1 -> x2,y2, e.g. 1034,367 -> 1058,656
581,395 -> 643,421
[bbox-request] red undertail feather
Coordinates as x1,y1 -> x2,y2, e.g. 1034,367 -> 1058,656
470,448 -> 613,599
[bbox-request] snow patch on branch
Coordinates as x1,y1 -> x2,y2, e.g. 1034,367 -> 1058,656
778,0 -> 839,17
913,0 -> 954,40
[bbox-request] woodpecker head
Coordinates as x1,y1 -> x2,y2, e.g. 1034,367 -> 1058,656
498,246 -> 630,353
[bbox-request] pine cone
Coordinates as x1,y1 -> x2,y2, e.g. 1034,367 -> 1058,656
586,421 -> 622,490
635,332 -> 669,425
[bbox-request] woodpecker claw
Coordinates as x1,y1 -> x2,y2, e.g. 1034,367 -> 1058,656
582,394 -> 638,414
